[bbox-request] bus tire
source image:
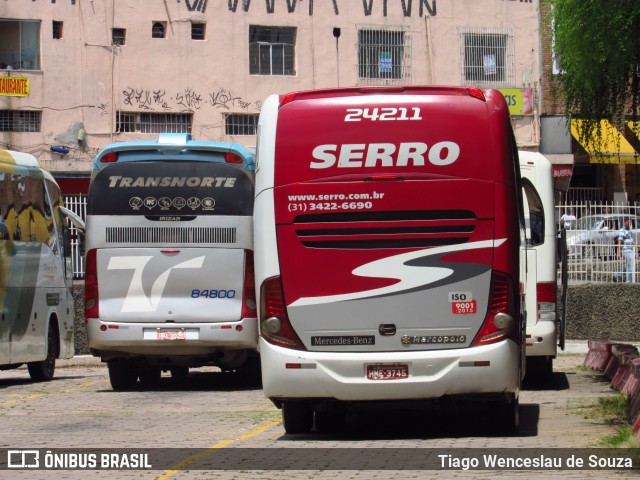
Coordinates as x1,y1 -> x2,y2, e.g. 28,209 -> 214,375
27,324 -> 57,382
239,353 -> 262,387
526,355 -> 553,385
138,367 -> 162,386
282,401 -> 313,434
170,367 -> 189,379
314,410 -> 346,434
108,360 -> 138,391
490,393 -> 519,435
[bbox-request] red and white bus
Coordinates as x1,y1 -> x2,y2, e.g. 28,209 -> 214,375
254,86 -> 526,434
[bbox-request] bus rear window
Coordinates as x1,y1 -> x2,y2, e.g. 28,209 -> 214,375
87,161 -> 254,217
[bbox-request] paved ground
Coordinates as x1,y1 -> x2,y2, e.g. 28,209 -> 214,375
1,346 -> 637,480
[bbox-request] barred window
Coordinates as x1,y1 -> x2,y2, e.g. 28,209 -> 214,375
460,28 -> 514,86
225,114 -> 259,136
357,27 -> 411,84
52,21 -> 63,40
112,28 -> 126,46
191,22 -> 206,41
0,20 -> 41,70
116,112 -> 192,134
0,110 -> 41,132
152,22 -> 166,39
249,26 -> 296,76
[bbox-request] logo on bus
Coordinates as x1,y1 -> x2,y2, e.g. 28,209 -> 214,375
107,255 -> 205,313
310,142 -> 460,169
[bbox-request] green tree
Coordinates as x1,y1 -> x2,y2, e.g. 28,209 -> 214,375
551,0 -> 640,144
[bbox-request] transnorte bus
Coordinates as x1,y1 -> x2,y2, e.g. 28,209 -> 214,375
84,133 -> 259,390
519,151 -> 565,382
254,86 -> 527,434
0,149 -> 79,381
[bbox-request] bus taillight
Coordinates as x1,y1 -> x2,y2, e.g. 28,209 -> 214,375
471,272 -> 516,346
100,152 -> 118,163
242,250 -> 257,319
259,276 -> 306,350
466,87 -> 486,102
84,249 -> 99,320
536,282 -> 557,322
225,152 -> 243,164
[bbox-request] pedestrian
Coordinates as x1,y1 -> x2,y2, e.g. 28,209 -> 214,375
617,218 -> 637,283
560,209 -> 576,229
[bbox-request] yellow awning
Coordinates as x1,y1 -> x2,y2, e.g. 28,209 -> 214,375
571,119 -> 638,164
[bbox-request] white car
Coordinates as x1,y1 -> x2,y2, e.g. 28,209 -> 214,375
566,214 -> 640,258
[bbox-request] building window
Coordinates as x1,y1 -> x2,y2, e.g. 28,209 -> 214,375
357,26 -> 411,84
0,110 -> 41,132
152,22 -> 166,39
116,112 -> 192,134
225,114 -> 259,136
191,22 -> 206,40
460,27 -> 514,86
0,20 -> 41,70
112,28 -> 126,46
249,26 -> 296,76
52,21 -> 63,40
550,13 -> 564,75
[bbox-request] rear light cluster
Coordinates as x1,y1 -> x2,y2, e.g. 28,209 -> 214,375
471,271 -> 517,346
100,152 -> 118,163
241,250 -> 257,319
225,152 -> 244,164
259,276 -> 306,350
84,249 -> 99,320
279,92 -> 298,108
536,282 -> 557,322
466,87 -> 486,102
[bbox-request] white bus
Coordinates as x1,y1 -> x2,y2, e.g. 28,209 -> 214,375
84,134 -> 259,390
0,149 -> 78,381
254,87 -> 527,434
519,151 -> 565,382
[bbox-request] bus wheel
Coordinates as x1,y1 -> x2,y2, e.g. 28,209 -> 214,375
526,356 -> 553,385
238,354 -> 262,387
314,410 -> 346,434
138,367 -> 162,386
490,393 -> 519,435
170,367 -> 189,379
108,360 -> 138,391
27,325 -> 57,382
282,401 -> 313,434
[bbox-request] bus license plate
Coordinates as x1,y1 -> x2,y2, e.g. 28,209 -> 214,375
366,364 -> 409,380
157,329 -> 186,340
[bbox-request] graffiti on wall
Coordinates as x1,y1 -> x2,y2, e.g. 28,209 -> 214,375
225,0 -> 436,16
187,0 -> 209,13
121,87 -> 262,112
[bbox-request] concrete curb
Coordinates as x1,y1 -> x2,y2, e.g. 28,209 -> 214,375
583,340 -> 640,447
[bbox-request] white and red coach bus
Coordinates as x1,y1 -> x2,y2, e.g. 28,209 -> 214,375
253,86 -> 527,434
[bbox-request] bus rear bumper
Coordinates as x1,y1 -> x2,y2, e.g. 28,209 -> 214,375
87,317 -> 258,357
525,320 -> 558,357
260,338 -> 521,402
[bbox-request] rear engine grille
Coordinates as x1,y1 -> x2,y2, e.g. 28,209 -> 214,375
293,210 -> 476,249
106,227 -> 236,244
